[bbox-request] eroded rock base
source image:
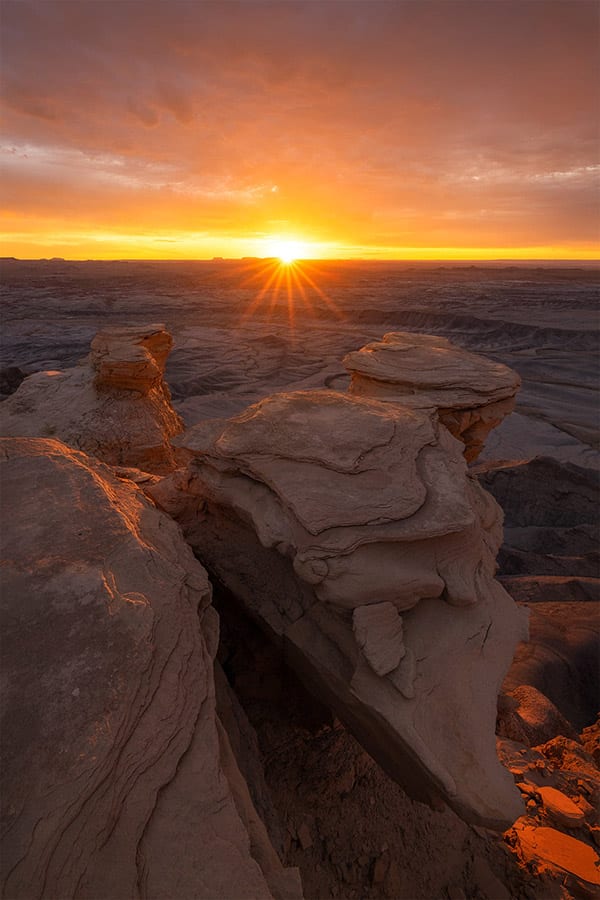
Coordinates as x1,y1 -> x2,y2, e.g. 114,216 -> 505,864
216,586 -> 600,900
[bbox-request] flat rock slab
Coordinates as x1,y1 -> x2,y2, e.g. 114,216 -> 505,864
537,787 -> 586,828
512,823 -> 600,889
344,331 -> 520,408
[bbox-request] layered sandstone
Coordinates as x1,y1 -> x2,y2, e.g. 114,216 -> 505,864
0,325 -> 183,473
152,389 -> 529,829
343,332 -> 521,461
0,437 -> 301,900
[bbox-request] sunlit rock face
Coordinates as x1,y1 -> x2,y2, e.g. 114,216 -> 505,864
91,324 -> 174,393
0,437 -> 301,900
152,389 -> 528,830
343,332 -> 521,462
0,325 -> 183,473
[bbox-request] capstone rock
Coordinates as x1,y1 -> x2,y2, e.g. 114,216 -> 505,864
343,332 -> 521,461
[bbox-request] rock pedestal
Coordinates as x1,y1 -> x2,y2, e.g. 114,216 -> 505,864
0,324 -> 183,473
343,332 -> 521,462
153,388 -> 529,829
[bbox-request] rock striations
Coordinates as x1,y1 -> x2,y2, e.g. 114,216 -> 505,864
1,325 -> 545,897
343,331 -> 521,461
0,437 -> 301,900
154,386 -> 529,829
0,325 -> 183,473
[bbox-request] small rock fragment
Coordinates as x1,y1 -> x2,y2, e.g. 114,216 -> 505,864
537,786 -> 586,828
353,602 -> 405,676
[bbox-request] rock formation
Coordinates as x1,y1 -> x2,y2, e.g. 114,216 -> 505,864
151,388 -> 529,829
0,437 -> 301,900
343,332 -> 521,461
0,325 -> 183,473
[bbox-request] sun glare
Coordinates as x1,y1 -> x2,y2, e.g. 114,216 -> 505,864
266,239 -> 306,264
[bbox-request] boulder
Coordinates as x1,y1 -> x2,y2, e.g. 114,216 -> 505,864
503,601 -> 600,731
496,684 -> 580,746
0,325 -> 183,473
0,437 -> 300,900
343,332 -> 520,462
153,389 -> 528,830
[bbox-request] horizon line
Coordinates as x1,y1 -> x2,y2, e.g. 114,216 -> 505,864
2,256 -> 599,266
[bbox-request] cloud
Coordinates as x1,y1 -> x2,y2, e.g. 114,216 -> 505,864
1,0 -> 598,254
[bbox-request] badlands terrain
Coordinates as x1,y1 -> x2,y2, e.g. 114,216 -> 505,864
1,259 -> 599,899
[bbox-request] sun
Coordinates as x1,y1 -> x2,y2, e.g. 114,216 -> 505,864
266,238 -> 306,264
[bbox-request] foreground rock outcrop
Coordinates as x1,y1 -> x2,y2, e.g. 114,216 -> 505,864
152,389 -> 529,829
343,332 -> 521,461
0,325 -> 183,473
0,437 -> 301,900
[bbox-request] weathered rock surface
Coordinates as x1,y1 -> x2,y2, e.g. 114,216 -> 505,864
343,332 -> 520,461
0,437 -> 300,900
153,388 -> 528,829
500,734 -> 600,897
510,824 -> 600,893
0,325 -> 183,473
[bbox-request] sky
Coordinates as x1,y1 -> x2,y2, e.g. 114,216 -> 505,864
1,0 -> 599,260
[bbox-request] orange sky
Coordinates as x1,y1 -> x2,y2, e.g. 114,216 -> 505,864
1,0 -> 599,260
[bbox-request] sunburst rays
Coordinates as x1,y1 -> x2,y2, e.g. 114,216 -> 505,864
238,258 -> 344,334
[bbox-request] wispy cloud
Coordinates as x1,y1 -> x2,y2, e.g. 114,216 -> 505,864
1,0 -> 598,257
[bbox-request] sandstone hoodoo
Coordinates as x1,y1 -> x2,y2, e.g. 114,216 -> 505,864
0,324 -> 183,473
0,437 -> 301,900
154,388 -> 529,829
343,331 -> 521,462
